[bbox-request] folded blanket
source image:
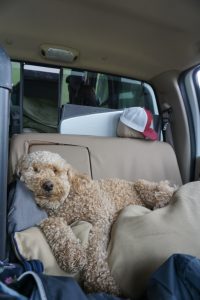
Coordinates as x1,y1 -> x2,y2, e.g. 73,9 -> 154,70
108,181 -> 200,299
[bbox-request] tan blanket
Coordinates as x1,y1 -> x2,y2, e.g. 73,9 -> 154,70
108,181 -> 200,299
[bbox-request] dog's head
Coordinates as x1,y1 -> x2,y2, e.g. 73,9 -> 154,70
16,151 -> 76,210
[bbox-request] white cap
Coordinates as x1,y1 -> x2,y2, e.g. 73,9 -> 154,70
120,107 -> 158,141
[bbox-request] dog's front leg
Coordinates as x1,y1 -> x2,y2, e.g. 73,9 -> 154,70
83,224 -> 120,296
39,217 -> 87,273
134,179 -> 176,209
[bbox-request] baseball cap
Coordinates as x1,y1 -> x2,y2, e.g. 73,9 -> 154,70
119,107 -> 158,141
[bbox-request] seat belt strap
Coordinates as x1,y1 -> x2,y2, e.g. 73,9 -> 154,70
161,104 -> 174,148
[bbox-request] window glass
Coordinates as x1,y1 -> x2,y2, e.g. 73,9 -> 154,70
11,62 -> 158,134
23,64 -> 60,133
61,68 -> 71,105
95,74 -> 109,106
61,70 -> 86,105
61,68 -> 158,114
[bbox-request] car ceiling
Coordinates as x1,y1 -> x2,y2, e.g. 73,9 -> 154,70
0,0 -> 200,80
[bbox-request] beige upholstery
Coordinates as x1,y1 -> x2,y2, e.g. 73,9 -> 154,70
10,133 -> 182,185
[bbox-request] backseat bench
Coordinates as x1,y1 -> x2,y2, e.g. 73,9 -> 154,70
9,133 -> 182,186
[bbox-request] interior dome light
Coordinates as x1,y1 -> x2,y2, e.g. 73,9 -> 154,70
40,44 -> 79,63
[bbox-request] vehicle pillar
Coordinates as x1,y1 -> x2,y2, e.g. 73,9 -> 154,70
0,46 -> 12,260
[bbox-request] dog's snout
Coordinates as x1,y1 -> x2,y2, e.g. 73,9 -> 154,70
42,181 -> 54,192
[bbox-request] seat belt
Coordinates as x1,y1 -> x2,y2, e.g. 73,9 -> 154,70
161,103 -> 174,148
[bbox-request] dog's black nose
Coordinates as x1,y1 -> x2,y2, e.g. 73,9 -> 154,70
42,181 -> 54,192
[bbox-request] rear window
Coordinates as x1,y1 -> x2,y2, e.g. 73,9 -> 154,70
11,62 -> 158,134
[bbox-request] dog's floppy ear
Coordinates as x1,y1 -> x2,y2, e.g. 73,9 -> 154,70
15,154 -> 28,180
66,165 -> 91,193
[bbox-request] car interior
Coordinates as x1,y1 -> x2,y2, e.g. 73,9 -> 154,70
0,0 -> 200,299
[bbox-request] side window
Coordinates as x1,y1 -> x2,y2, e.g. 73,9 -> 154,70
61,69 -> 158,114
23,64 -> 60,133
60,68 -> 71,105
95,74 -> 109,106
11,62 -> 159,134
11,62 -> 61,134
61,70 -> 86,105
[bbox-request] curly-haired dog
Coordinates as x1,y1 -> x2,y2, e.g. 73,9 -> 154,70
16,151 -> 176,295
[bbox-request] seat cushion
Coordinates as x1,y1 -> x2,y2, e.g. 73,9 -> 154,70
14,221 -> 92,278
8,180 -> 47,233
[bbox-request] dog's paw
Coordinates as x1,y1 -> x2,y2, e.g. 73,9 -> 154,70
134,179 -> 176,209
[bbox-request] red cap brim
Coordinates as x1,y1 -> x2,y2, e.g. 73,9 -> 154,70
143,127 -> 158,141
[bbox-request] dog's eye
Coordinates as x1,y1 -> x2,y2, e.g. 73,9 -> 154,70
53,167 -> 58,174
33,166 -> 39,173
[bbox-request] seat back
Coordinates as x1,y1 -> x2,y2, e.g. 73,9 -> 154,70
9,133 -> 182,186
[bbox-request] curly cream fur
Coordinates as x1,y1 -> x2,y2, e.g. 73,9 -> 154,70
16,151 -> 176,295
